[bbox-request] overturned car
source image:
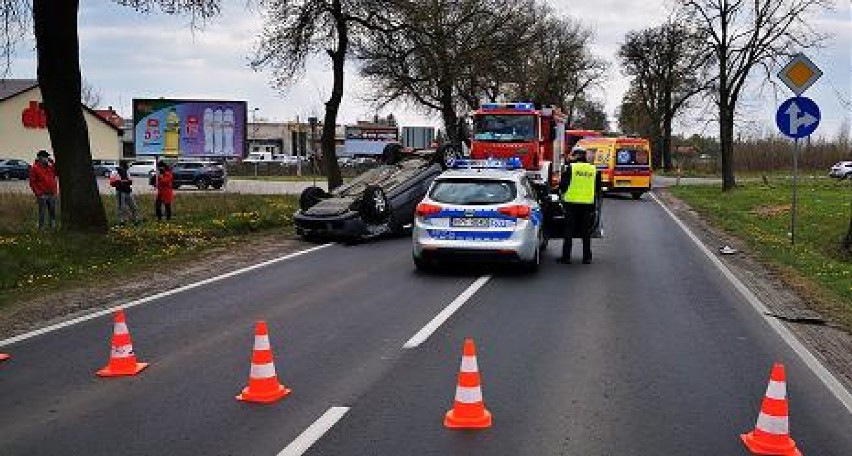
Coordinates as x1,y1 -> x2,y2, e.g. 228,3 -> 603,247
294,145 -> 452,241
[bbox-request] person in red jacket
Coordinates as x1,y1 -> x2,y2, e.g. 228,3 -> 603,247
154,161 -> 174,221
28,149 -> 58,230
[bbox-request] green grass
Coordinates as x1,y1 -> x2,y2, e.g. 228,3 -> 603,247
668,178 -> 852,329
0,192 -> 298,309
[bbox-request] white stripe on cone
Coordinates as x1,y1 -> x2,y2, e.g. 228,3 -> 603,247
765,380 -> 787,400
250,362 -> 277,379
455,386 -> 483,404
113,322 -> 129,335
254,335 -> 271,351
460,355 -> 478,373
755,412 -> 790,435
110,344 -> 134,358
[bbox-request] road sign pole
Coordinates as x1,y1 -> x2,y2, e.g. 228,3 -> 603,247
791,138 -> 799,245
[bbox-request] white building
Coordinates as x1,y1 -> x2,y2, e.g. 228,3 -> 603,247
0,79 -> 122,161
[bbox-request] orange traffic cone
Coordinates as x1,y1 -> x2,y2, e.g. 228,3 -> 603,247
741,363 -> 802,456
236,321 -> 291,403
444,338 -> 492,429
96,309 -> 149,377
0,353 -> 10,362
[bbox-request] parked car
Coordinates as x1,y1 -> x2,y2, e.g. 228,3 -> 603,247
829,161 -> 852,179
171,161 -> 227,190
92,159 -> 119,177
0,159 -> 30,180
128,160 -> 157,177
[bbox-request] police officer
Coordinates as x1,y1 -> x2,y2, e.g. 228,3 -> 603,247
558,147 -> 602,264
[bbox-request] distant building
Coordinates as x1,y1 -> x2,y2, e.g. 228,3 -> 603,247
402,126 -> 436,149
247,121 -> 345,159
0,79 -> 122,161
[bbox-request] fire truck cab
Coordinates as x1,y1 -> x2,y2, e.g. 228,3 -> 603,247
470,102 -> 566,193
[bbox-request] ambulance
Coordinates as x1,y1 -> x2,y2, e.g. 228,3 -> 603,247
574,136 -> 652,200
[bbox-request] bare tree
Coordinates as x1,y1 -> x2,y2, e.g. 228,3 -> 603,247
358,0 -> 540,144
619,22 -> 710,170
617,86 -> 653,138
251,0 -> 397,190
504,15 -> 608,124
2,0 -> 220,233
573,98 -> 608,130
80,79 -> 102,108
680,0 -> 831,190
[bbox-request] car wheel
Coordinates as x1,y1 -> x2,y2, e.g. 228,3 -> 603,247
0,172 -> 8,180
359,185 -> 391,225
523,236 -> 541,273
299,186 -> 330,211
212,182 -> 223,190
437,144 -> 461,169
631,192 -> 643,200
197,177 -> 211,190
414,256 -> 434,273
381,143 -> 404,165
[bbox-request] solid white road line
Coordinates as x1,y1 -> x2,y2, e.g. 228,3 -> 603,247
651,192 -> 852,414
403,275 -> 491,349
276,406 -> 349,456
0,243 -> 334,348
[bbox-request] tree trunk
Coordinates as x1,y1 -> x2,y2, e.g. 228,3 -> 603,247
321,4 -> 346,191
439,88 -> 459,144
662,115 -> 673,171
33,0 -> 107,233
719,103 -> 736,191
845,201 -> 852,253
649,120 -> 664,169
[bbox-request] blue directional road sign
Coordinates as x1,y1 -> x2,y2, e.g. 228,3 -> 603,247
776,96 -> 820,139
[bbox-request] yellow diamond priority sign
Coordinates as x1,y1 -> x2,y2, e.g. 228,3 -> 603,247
778,54 -> 822,95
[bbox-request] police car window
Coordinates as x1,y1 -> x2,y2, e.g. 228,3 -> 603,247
430,179 -> 517,205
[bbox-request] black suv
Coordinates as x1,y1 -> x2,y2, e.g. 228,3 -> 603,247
0,159 -> 30,180
171,162 -> 226,190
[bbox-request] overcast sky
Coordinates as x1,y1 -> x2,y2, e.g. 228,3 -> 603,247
4,0 -> 851,139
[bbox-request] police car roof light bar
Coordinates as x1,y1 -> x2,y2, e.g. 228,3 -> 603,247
449,157 -> 523,170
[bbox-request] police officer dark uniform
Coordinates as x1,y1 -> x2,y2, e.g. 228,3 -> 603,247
558,147 -> 602,264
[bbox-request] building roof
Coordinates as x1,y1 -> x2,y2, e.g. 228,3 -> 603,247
0,79 -> 121,133
94,107 -> 124,128
0,79 -> 39,101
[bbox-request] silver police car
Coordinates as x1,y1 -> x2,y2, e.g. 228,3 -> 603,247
412,159 -> 546,272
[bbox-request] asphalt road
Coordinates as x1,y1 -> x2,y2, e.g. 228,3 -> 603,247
1,195 -> 850,455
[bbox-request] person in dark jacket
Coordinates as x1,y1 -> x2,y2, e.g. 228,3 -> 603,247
154,161 -> 174,221
110,161 -> 139,225
558,147 -> 603,264
28,149 -> 58,230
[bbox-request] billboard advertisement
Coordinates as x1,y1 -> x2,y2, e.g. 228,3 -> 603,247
133,99 -> 247,157
343,124 -> 399,156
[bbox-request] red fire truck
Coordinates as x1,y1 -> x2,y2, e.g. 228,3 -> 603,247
469,102 -> 566,192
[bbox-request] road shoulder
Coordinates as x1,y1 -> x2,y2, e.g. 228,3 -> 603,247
0,234 -> 317,340
655,189 -> 852,392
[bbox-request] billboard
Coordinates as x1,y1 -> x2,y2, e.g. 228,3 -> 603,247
133,99 -> 247,157
343,124 -> 399,156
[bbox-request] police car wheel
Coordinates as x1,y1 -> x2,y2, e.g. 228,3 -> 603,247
414,256 -> 433,272
523,234 -> 542,273
359,185 -> 391,225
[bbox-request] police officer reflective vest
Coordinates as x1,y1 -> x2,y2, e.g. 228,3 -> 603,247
562,163 -> 597,204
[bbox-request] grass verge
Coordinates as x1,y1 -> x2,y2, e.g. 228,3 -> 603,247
0,192 -> 298,310
668,178 -> 852,329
